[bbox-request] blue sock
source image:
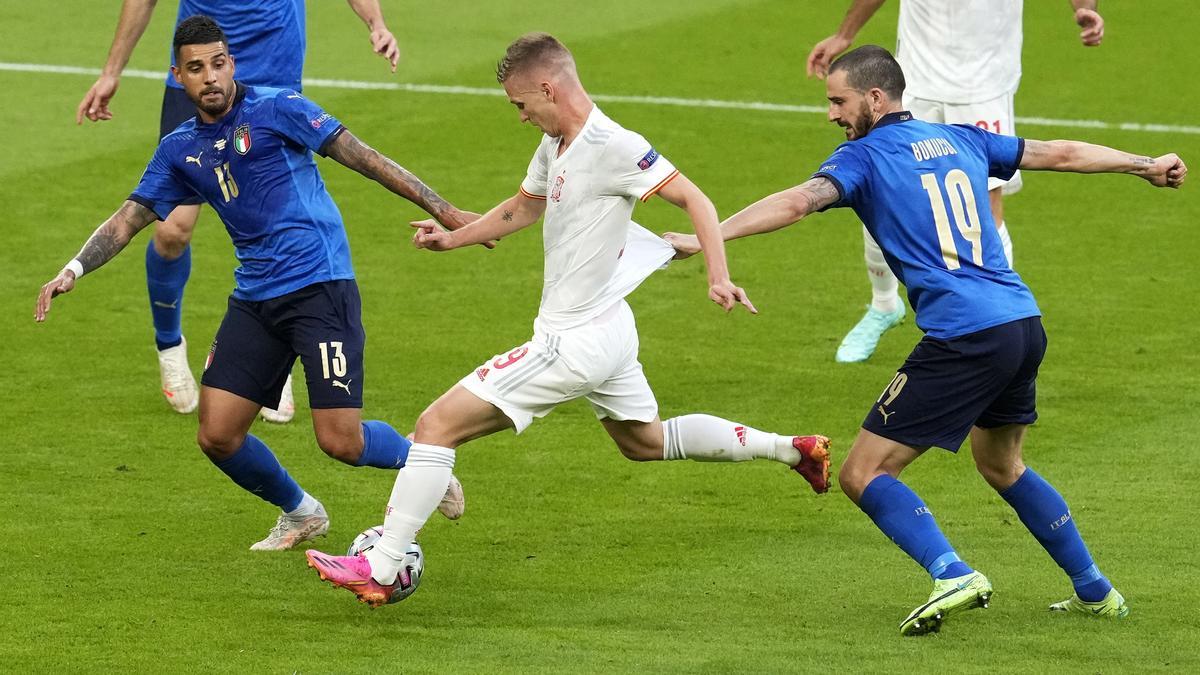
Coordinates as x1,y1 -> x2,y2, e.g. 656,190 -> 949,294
859,475 -> 973,580
1000,468 -> 1111,602
356,420 -> 412,469
212,434 -> 304,512
146,241 -> 191,351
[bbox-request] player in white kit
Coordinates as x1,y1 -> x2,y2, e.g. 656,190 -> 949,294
806,0 -> 1105,363
304,32 -> 833,607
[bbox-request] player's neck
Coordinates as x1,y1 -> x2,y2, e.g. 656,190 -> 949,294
555,94 -> 595,151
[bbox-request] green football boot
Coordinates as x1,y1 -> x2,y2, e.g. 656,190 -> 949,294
1049,589 -> 1129,618
900,572 -> 993,636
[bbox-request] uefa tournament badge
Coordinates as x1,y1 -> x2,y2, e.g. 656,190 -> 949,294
233,124 -> 252,155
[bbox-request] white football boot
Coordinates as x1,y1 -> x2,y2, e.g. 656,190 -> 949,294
157,338 -> 198,414
260,374 -> 296,424
250,502 -> 330,551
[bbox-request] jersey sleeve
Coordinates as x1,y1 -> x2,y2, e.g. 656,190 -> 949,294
128,144 -> 197,220
272,90 -> 345,155
519,139 -> 550,200
605,130 -> 679,202
954,123 -> 1025,180
811,143 -> 870,209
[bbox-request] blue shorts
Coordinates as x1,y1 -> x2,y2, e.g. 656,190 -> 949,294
862,316 -> 1046,451
160,87 -> 203,206
201,280 -> 366,410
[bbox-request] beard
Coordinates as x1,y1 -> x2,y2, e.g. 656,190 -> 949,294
195,85 -> 232,116
841,100 -> 874,140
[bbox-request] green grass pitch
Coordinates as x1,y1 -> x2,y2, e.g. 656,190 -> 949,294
2,1 -> 1199,671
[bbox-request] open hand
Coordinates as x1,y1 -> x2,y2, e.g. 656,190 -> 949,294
35,269 -> 78,322
370,27 -> 400,72
76,75 -> 120,124
709,279 -> 757,314
806,34 -> 852,79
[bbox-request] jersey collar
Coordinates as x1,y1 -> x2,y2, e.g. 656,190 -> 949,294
872,110 -> 914,131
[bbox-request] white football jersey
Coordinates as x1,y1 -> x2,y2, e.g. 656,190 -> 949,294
520,106 -> 679,332
896,0 -> 1023,104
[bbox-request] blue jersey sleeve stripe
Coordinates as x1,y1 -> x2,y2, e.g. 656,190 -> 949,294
317,124 -> 346,157
812,172 -> 847,211
1014,137 -> 1026,168
128,193 -> 168,221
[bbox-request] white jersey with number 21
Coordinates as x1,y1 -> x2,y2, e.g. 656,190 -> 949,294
897,0 -> 1023,104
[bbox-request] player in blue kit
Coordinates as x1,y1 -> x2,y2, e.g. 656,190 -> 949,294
666,46 -> 1186,635
77,0 -> 401,420
40,16 -> 468,550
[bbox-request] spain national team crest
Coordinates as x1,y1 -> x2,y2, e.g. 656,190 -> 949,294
233,124 -> 252,155
551,174 -> 565,202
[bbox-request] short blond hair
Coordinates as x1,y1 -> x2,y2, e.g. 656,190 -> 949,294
496,32 -> 574,83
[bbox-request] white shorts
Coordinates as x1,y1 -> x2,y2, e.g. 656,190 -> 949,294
905,91 -> 1023,195
459,300 -> 657,433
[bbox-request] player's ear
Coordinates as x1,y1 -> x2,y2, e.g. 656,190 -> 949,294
170,65 -> 182,86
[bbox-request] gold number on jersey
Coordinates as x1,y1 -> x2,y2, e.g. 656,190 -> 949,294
920,169 -> 983,270
213,162 -> 240,202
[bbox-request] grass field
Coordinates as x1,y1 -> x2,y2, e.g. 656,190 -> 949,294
3,1 -> 1199,672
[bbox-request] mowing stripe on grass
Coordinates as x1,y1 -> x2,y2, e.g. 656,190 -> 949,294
4,61 -> 1198,136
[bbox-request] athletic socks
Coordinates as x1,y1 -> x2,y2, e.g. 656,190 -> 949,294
661,414 -> 800,465
859,474 -> 973,580
863,227 -> 900,314
998,221 -> 1014,267
1000,468 -> 1112,602
211,434 -> 304,512
365,443 -> 455,584
146,241 -> 191,351
286,492 -> 321,518
356,420 -> 412,469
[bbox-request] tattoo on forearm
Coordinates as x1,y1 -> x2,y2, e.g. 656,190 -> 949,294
502,210 -> 513,222
75,200 -> 155,274
328,131 -> 453,218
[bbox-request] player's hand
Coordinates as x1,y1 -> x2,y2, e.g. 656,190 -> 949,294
35,269 -> 78,322
411,219 -> 457,251
76,75 -> 120,124
806,34 -> 852,79
1144,154 -> 1187,189
439,208 -> 497,249
370,26 -> 400,72
663,232 -> 701,260
1075,8 -> 1104,47
709,279 -> 757,315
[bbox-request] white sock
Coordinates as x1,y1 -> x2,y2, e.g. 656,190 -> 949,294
364,443 -> 455,584
997,221 -> 1014,267
863,227 -> 899,313
285,492 -> 320,518
662,414 -> 800,466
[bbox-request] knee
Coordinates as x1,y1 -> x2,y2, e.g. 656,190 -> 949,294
412,407 -> 457,447
975,456 -> 1026,492
316,430 -> 363,465
197,426 -> 243,461
837,462 -> 871,502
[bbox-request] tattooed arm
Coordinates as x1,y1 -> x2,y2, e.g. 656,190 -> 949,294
664,177 -> 841,259
1020,140 -> 1186,188
324,129 -> 472,230
35,199 -> 158,321
411,191 -> 545,252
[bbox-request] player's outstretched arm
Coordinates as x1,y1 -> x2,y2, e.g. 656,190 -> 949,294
806,0 -> 888,79
656,173 -> 755,314
1020,140 -> 1186,188
1070,1 -> 1105,46
76,0 -> 157,124
665,176 -> 841,260
411,192 -> 544,252
346,0 -> 400,71
35,200 -> 158,322
324,130 -> 473,231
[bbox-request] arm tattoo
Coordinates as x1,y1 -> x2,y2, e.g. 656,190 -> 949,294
794,176 -> 840,214
502,210 -> 514,222
327,131 -> 453,219
75,200 -> 157,274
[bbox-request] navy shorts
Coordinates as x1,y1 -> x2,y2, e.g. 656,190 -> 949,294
201,280 -> 366,410
862,316 -> 1047,451
160,87 -> 203,206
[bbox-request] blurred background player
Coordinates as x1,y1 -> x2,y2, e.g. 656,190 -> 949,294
668,46 -> 1184,635
41,16 -> 466,551
805,0 -> 1105,363
304,33 -> 832,607
76,0 -> 402,421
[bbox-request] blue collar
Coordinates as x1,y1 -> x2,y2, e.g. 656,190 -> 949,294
872,110 -> 914,131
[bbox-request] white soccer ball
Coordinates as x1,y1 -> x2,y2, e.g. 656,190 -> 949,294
347,525 -> 425,603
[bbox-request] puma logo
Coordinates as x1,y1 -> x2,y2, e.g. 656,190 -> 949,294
877,405 -> 895,425
153,300 -> 178,309
186,152 -> 203,166
332,379 -> 353,395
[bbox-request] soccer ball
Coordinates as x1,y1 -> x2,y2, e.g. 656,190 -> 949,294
347,525 -> 425,603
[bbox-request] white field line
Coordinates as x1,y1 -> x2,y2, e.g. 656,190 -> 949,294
4,61 -> 1198,136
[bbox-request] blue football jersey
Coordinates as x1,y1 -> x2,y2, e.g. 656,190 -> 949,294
166,0 -> 305,91
130,85 -> 353,301
814,112 -> 1041,339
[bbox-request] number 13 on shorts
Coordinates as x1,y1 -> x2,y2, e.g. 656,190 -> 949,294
318,341 -> 347,379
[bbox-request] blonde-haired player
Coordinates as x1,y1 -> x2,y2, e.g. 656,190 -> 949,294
305,32 -> 831,606
806,0 -> 1105,363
